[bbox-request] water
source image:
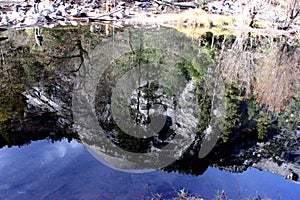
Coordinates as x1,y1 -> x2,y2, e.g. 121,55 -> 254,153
0,139 -> 299,199
0,25 -> 299,199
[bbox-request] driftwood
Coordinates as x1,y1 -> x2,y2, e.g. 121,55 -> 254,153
56,7 -> 123,22
89,7 -> 124,20
173,2 -> 197,9
154,0 -> 196,9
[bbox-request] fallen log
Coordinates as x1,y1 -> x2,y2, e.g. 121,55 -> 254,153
154,0 -> 196,9
173,2 -> 197,9
88,7 -> 124,20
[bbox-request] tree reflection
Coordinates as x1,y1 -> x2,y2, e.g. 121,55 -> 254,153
0,26 -> 298,182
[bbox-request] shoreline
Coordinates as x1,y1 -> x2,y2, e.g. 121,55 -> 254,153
0,1 -> 299,39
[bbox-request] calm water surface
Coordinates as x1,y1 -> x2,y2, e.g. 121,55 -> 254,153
0,25 -> 299,199
0,139 -> 299,200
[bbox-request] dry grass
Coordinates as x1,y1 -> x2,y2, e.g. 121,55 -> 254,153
219,33 -> 300,112
168,9 -> 235,38
178,9 -> 236,28
174,26 -> 233,38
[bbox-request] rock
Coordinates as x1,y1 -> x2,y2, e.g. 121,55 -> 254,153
0,15 -> 10,25
287,171 -> 299,181
37,13 -> 46,22
42,4 -> 55,13
56,5 -> 67,17
70,20 -> 78,26
252,158 -> 300,183
58,20 -> 67,26
21,2 -> 31,8
90,24 -> 95,32
92,3 -> 100,9
112,11 -> 124,19
49,12 -> 65,21
80,9 -> 88,17
41,9 -> 52,16
125,9 -> 135,16
135,2 -> 150,9
23,87 -> 63,113
14,5 -> 21,12
44,23 -> 57,28
117,2 -> 126,8
70,8 -> 80,17
55,10 -> 62,16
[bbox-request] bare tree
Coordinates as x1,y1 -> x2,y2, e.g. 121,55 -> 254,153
218,32 -> 300,112
284,0 -> 300,28
243,0 -> 276,27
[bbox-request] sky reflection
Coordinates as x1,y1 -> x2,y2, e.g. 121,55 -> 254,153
0,140 -> 299,200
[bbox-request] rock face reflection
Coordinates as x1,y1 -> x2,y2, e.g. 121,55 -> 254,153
72,28 -> 206,170
0,26 -> 299,182
0,26 -> 94,147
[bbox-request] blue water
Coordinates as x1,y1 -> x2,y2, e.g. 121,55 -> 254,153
0,139 -> 299,199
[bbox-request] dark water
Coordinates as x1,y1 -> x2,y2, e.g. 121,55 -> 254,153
0,25 -> 299,199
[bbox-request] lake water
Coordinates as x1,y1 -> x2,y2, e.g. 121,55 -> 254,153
0,25 -> 299,199
1,139 -> 299,200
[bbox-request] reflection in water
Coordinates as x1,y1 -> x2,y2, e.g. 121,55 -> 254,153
0,25 -> 299,198
73,27 -> 299,181
75,29 -> 205,170
0,139 -> 299,199
34,27 -> 43,47
90,24 -> 113,36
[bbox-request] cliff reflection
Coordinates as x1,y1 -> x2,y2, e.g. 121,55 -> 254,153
0,26 -> 299,182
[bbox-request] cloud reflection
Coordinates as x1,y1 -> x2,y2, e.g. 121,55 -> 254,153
41,140 -> 82,164
0,139 -> 83,169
